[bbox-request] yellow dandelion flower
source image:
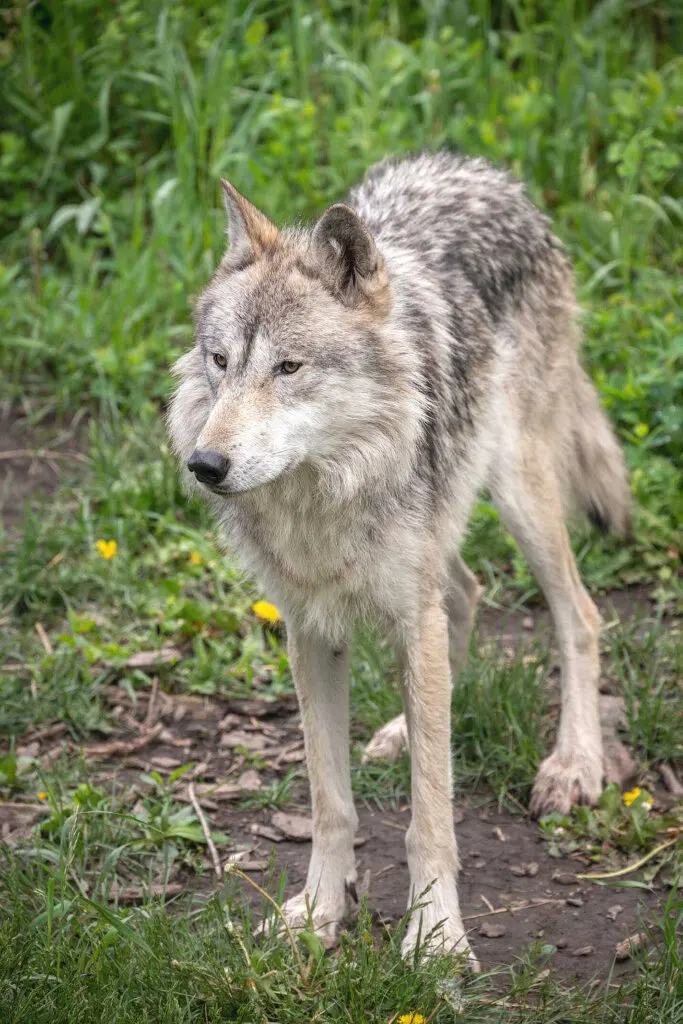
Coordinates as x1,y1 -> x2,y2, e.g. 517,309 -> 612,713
189,551 -> 202,565
252,600 -> 281,624
96,539 -> 117,560
398,1015 -> 426,1024
623,787 -> 641,807
37,792 -> 48,800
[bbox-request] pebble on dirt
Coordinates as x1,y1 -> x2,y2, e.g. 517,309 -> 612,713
478,920 -> 508,938
510,861 -> 539,877
552,870 -> 578,885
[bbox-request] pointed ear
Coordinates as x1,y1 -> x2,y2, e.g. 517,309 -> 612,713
220,179 -> 280,265
311,204 -> 386,305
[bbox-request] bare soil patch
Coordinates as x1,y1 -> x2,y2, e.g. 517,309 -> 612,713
0,409 -> 87,529
225,802 -> 661,985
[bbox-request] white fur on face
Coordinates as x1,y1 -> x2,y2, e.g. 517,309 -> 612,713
196,388 -> 321,493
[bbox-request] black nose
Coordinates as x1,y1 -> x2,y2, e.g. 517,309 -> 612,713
187,449 -> 230,487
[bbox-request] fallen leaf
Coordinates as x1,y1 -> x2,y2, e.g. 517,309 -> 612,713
551,870 -> 577,886
0,803 -> 48,835
615,932 -> 646,960
82,722 -> 163,758
510,862 -> 538,877
571,945 -> 595,957
183,772 -> 263,802
149,756 -> 185,771
278,746 -> 306,764
236,769 -> 262,792
220,730 -> 268,752
109,883 -> 184,904
271,811 -> 313,841
233,859 -> 268,872
227,696 -> 297,718
126,647 -> 182,670
607,904 -> 624,921
249,822 -> 284,842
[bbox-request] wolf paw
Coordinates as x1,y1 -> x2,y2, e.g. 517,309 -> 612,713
261,886 -> 353,950
530,750 -> 603,818
401,902 -> 477,968
362,714 -> 408,763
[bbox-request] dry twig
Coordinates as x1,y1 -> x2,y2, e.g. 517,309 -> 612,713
0,449 -> 87,463
34,622 -> 53,656
463,897 -> 565,921
659,764 -> 683,798
144,677 -> 160,729
187,781 -> 222,881
82,722 -> 163,759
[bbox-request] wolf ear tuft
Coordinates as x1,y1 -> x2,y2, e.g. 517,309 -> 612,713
220,179 -> 280,266
311,204 -> 384,304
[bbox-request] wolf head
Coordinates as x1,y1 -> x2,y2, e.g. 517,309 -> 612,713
168,182 -> 422,502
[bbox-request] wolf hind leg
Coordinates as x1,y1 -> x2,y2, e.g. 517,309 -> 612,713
489,444 -> 603,816
362,552 -> 479,763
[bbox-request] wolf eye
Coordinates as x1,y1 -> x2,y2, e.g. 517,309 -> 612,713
278,361 -> 301,376
213,352 -> 227,370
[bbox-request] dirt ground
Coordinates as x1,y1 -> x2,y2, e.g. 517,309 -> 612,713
0,408 -> 86,529
228,803 -> 658,984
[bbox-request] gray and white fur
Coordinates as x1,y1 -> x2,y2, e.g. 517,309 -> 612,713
167,151 -> 630,962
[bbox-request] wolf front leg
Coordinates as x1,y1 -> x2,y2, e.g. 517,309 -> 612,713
276,628 -> 358,947
399,594 -> 475,965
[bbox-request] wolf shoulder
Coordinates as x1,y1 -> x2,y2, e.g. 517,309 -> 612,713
348,150 -> 570,324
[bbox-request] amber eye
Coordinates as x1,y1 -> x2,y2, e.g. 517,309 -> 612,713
213,352 -> 227,370
279,360 -> 301,375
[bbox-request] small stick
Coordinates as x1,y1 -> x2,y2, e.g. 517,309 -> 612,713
188,781 -> 222,882
0,449 -> 87,463
144,677 -> 159,728
577,835 -> 680,881
34,622 -> 53,656
82,722 -> 163,758
26,722 -> 66,744
463,897 -> 565,921
658,764 -> 683,797
41,551 -> 66,573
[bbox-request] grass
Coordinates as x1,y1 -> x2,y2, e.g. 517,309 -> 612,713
2,869 -> 681,1023
1,0 -> 682,1018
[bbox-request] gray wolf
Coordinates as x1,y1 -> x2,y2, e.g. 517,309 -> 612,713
167,151 -> 630,963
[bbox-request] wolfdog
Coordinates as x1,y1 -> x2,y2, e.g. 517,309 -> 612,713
167,151 -> 629,963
